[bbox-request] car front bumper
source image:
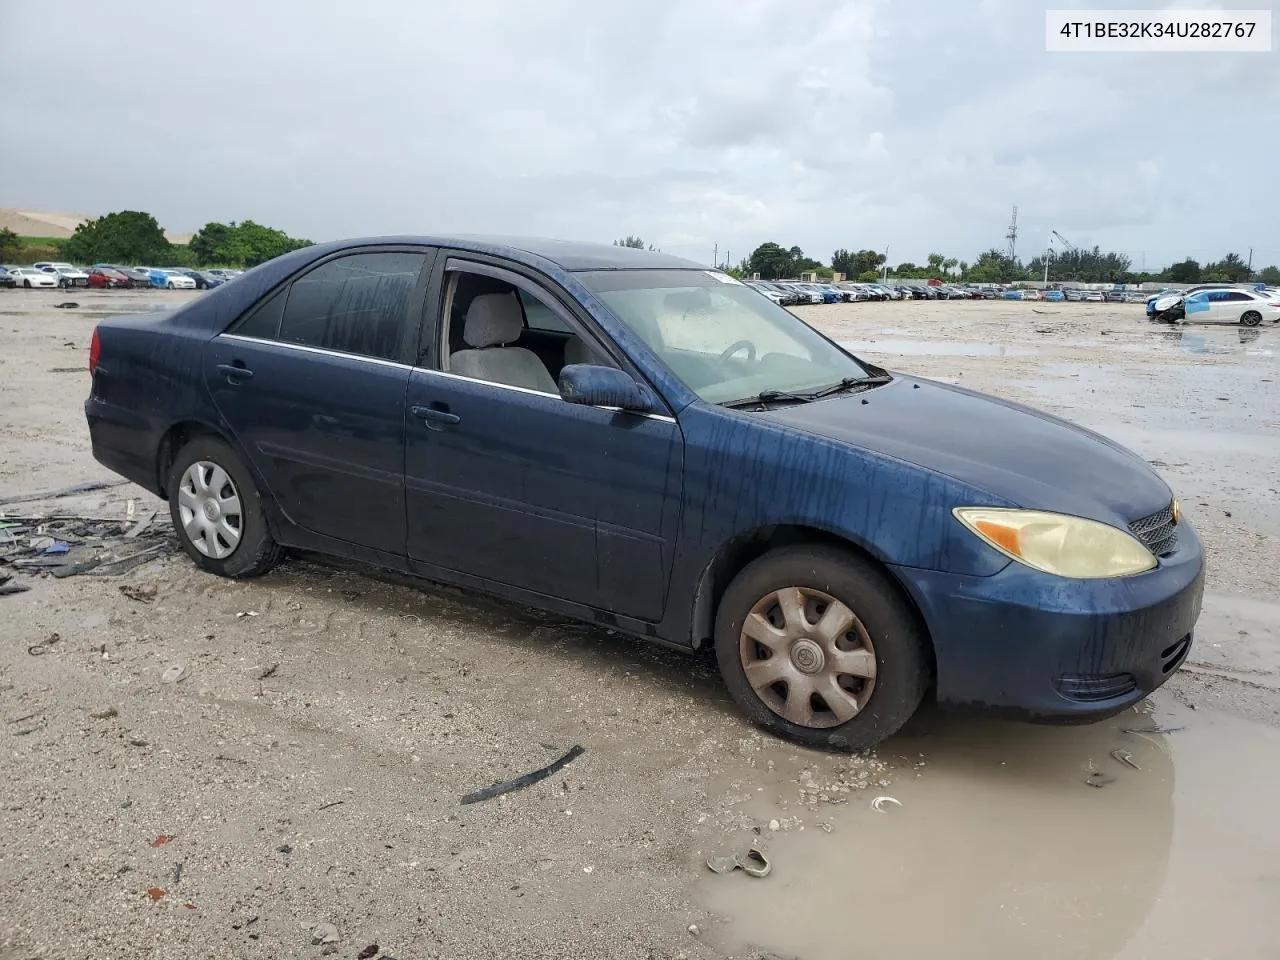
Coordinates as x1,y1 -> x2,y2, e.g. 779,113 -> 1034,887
891,521 -> 1204,718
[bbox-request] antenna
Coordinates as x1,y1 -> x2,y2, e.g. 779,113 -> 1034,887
1005,205 -> 1018,260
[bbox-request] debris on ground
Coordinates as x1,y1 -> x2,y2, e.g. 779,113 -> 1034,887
706,848 -> 771,878
460,744 -> 586,805
357,945 -> 379,959
27,632 -> 61,656
150,835 -> 176,847
1085,771 -> 1115,789
0,583 -> 32,597
118,583 -> 158,603
147,887 -> 166,902
1111,748 -> 1142,771
160,664 -> 188,684
0,479 -> 130,507
309,922 -> 340,946
89,707 -> 118,720
0,508 -> 174,586
871,796 -> 902,812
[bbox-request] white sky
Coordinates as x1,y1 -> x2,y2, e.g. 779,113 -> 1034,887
1,0 -> 1277,269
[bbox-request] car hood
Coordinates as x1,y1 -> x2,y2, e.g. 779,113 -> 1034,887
758,374 -> 1172,528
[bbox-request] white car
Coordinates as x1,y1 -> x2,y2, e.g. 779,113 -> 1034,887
8,267 -> 58,288
1081,291 -> 1104,302
1020,289 -> 1042,301
1182,287 -> 1280,326
35,262 -> 89,287
159,269 -> 197,290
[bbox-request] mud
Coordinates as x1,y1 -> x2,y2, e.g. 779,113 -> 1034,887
0,290 -> 1276,959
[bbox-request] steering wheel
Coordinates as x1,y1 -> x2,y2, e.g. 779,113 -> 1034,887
719,339 -> 757,365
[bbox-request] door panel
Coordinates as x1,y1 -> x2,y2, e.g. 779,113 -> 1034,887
205,337 -> 411,554
404,370 -> 683,619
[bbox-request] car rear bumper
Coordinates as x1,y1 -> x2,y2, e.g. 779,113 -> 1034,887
891,521 -> 1204,719
85,396 -> 163,496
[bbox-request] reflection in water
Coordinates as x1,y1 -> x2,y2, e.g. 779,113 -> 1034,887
1171,326 -> 1269,355
701,698 -> 1280,960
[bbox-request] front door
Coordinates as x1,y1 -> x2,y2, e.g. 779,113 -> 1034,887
205,248 -> 433,556
403,255 -> 683,620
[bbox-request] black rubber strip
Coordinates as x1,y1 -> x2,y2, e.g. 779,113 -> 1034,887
460,745 -> 585,805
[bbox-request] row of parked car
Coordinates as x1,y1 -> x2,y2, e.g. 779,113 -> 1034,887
0,261 -> 243,290
742,279 -> 1004,305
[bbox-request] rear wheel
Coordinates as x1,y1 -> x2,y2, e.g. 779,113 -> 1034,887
23,280 -> 30,288
166,436 -> 281,578
714,545 -> 929,751
1240,310 -> 1262,327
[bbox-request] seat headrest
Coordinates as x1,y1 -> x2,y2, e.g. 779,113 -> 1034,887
464,293 -> 523,347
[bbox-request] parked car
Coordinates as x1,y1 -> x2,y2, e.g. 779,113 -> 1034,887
114,266 -> 153,287
84,236 -> 1203,750
1043,290 -> 1066,302
35,262 -> 90,287
86,267 -> 132,289
149,268 -> 198,290
8,267 -> 58,288
1081,291 -> 1104,303
175,270 -> 224,289
1020,289 -> 1042,301
0,266 -> 16,288
1145,284 -> 1235,316
744,280 -> 786,306
1064,289 -> 1083,302
1001,289 -> 1022,301
1103,291 -> 1126,303
1182,288 -> 1280,326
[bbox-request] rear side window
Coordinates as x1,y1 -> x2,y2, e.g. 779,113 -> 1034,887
277,252 -> 427,362
233,288 -> 287,339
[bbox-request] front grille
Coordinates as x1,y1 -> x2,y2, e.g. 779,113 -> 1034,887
1129,503 -> 1178,557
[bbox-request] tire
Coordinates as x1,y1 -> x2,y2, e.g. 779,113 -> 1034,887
1240,310 -> 1261,327
713,545 -> 929,751
166,436 -> 281,578
23,280 -> 30,288
166,281 -> 174,289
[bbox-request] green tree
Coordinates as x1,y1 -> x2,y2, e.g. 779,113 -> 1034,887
925,253 -> 947,277
62,210 -> 173,265
187,220 -> 313,267
1258,265 -> 1280,285
614,235 -> 646,249
964,249 -> 1026,283
1027,246 -> 1132,283
1201,252 -> 1250,283
832,248 -> 885,277
747,242 -> 796,279
0,227 -> 20,260
1164,258 -> 1201,283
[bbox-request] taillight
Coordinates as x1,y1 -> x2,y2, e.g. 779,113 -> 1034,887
89,327 -> 101,375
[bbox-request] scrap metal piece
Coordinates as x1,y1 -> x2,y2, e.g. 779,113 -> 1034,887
460,744 -> 585,805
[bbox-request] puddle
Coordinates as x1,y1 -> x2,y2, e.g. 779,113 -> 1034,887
1172,328 -> 1275,357
841,339 -> 1037,357
700,698 -> 1280,960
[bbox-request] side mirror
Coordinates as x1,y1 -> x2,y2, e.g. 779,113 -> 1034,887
559,364 -> 658,414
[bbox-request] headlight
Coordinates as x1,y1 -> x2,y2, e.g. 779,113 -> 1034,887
953,507 -> 1157,579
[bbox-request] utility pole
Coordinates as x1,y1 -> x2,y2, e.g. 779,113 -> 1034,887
713,243 -> 718,269
882,244 -> 890,282
1247,247 -> 1253,278
1043,237 -> 1052,285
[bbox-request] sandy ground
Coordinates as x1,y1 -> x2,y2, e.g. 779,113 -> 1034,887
0,290 -> 1277,960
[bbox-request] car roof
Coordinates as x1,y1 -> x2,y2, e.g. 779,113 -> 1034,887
390,234 -> 704,271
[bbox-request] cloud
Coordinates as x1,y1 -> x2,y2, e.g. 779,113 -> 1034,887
0,0 -> 1275,268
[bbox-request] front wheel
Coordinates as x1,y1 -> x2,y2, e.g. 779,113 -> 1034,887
166,436 -> 281,578
23,280 -> 30,288
714,545 -> 929,751
1240,310 -> 1262,327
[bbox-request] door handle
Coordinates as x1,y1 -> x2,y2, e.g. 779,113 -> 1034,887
216,363 -> 254,382
411,404 -> 461,428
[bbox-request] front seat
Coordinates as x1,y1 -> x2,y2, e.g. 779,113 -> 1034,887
450,292 -> 558,393
563,336 -> 593,366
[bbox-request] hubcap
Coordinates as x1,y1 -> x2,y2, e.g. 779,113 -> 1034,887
739,586 -> 877,729
177,460 -> 243,560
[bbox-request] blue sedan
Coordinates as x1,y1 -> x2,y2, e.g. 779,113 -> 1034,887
84,237 -> 1203,750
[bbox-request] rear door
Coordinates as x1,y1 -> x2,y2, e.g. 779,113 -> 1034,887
205,247 -> 434,556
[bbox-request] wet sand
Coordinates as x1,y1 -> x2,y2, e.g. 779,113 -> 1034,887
0,290 -> 1276,959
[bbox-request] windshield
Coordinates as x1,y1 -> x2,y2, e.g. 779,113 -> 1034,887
578,269 -> 870,405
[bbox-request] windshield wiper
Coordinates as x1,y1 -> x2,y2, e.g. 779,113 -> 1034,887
810,374 -> 893,399
721,389 -> 816,409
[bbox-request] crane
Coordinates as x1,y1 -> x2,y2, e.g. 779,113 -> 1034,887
1051,230 -> 1077,253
